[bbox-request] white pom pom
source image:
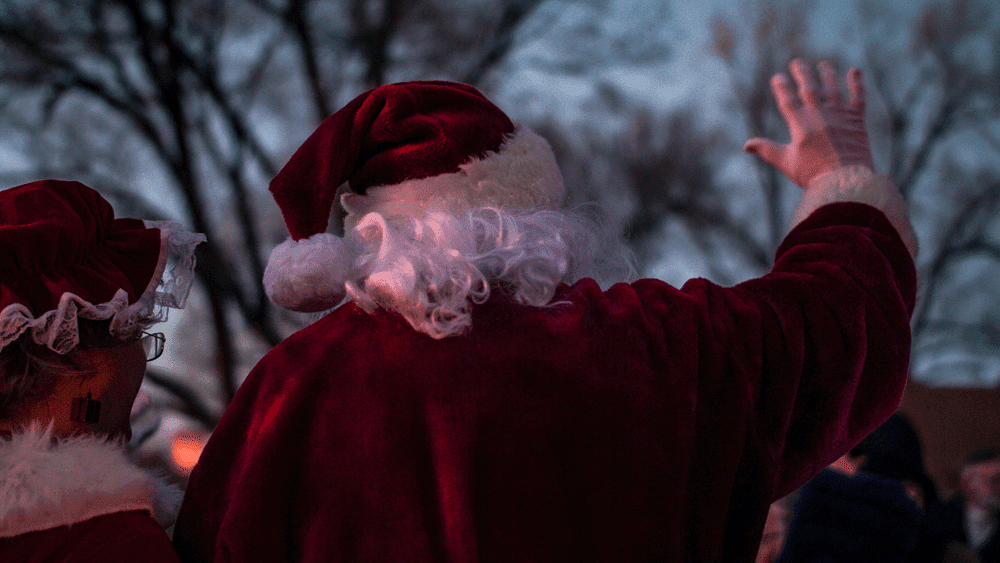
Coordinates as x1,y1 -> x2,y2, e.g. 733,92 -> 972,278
263,233 -> 349,312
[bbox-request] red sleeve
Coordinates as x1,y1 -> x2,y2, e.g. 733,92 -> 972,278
676,201 -> 916,499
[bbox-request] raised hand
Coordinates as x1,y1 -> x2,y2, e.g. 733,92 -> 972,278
744,59 -> 874,190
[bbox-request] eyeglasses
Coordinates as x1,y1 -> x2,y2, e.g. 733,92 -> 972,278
141,332 -> 166,362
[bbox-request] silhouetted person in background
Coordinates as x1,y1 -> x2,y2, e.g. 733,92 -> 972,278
937,448 -> 1000,563
776,412 -> 946,563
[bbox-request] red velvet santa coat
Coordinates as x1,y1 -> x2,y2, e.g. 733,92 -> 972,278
174,202 -> 916,562
0,425 -> 180,563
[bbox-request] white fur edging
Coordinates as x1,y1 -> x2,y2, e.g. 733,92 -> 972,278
792,165 -> 918,258
340,125 -> 566,221
0,422 -> 181,537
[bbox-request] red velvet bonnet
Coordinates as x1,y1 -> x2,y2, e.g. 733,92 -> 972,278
0,180 -> 204,353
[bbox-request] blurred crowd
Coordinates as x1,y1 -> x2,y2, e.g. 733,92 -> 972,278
756,412 -> 1000,563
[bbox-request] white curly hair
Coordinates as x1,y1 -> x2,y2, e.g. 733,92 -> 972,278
334,203 -> 636,338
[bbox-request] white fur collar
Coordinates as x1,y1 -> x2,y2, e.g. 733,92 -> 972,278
0,421 -> 181,538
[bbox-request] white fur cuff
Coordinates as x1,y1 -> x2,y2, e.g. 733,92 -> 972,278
263,233 -> 350,312
792,166 -> 918,258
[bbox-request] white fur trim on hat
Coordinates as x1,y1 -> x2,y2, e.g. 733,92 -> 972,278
341,125 -> 566,221
263,233 -> 351,312
792,165 -> 918,258
0,422 -> 181,537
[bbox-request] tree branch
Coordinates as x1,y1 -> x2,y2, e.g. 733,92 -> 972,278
144,368 -> 220,429
350,0 -> 410,87
912,181 -> 1000,338
461,0 -> 546,86
285,0 -> 331,120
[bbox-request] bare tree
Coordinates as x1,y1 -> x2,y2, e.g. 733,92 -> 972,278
861,0 -> 1000,384
716,0 -> 1000,386
6,0 -> 992,436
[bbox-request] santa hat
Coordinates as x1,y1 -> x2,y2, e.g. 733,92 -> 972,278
0,180 -> 205,354
264,80 -> 565,312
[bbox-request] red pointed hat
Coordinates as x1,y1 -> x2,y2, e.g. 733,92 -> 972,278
0,180 -> 205,353
269,80 -> 565,240
264,80 -> 565,312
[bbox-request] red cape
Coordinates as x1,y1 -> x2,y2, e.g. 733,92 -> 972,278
174,202 -> 916,562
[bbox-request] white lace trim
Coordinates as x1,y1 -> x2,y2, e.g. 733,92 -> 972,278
0,222 -> 205,354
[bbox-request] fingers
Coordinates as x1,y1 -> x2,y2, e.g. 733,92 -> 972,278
847,67 -> 865,111
790,59 -> 820,106
818,61 -> 842,106
774,60 -> 863,113
771,72 -> 800,120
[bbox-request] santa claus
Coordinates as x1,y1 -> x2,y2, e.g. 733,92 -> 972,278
174,59 -> 918,562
